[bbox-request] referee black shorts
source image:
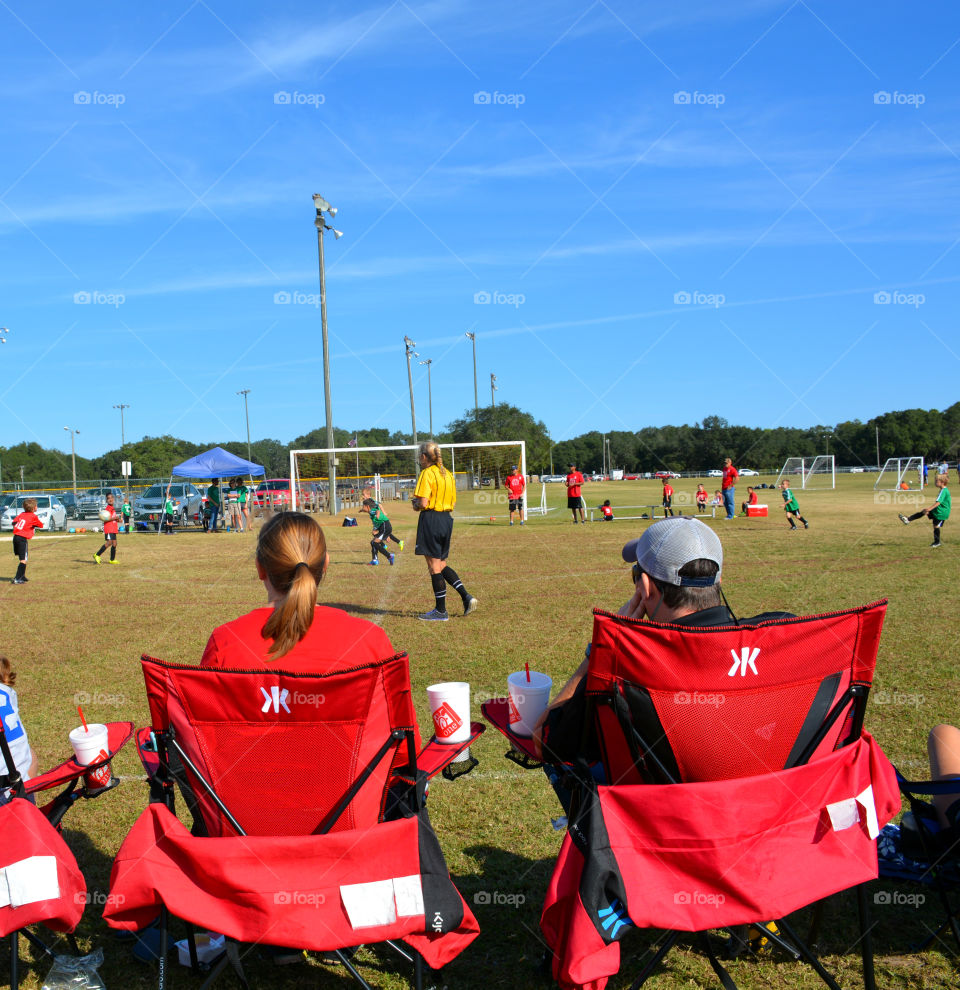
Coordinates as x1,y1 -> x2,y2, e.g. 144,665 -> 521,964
415,509 -> 453,559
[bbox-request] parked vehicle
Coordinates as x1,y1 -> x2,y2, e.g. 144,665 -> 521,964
1,494 -> 67,532
740,468 -> 760,476
540,475 -> 567,483
57,491 -> 81,518
655,471 -> 681,479
708,469 -> 723,477
133,483 -> 202,529
250,479 -> 293,510
77,487 -> 126,519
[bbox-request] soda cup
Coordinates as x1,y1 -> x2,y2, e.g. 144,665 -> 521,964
69,724 -> 111,789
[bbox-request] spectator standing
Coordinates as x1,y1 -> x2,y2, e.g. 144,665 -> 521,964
721,458 -> 738,520
566,464 -> 586,524
505,465 -> 526,526
235,478 -> 249,532
12,498 -> 43,584
207,478 -> 222,533
413,441 -> 477,621
121,494 -> 132,533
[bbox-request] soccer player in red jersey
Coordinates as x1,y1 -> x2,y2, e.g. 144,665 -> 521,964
661,478 -> 675,517
12,498 -> 43,584
566,464 -> 586,524
505,465 -> 526,526
94,494 -> 121,565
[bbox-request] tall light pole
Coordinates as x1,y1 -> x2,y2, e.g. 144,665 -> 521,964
112,403 -> 129,458
313,193 -> 343,516
465,331 -> 478,422
64,427 -> 80,498
490,373 -> 497,407
605,437 -> 611,477
404,336 -> 419,474
237,389 -> 252,463
419,358 -> 434,437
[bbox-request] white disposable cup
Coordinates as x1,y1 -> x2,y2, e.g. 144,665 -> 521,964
69,723 -> 111,788
507,672 -> 553,737
427,681 -> 471,749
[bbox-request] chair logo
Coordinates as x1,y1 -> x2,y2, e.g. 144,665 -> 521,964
431,702 -> 463,739
597,898 -> 633,939
727,647 -> 760,677
260,686 -> 291,714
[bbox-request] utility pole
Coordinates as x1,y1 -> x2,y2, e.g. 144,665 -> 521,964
419,358 -> 433,437
237,389 -> 252,463
313,193 -> 343,516
490,373 -> 497,407
875,426 -> 880,469
113,404 -> 129,459
64,427 -> 80,499
404,336 -> 419,475
465,331 -> 478,422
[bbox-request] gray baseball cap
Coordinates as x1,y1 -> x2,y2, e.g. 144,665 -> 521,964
621,517 -> 722,587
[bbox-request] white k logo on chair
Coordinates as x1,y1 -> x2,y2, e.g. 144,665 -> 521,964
260,686 -> 291,714
727,647 -> 760,677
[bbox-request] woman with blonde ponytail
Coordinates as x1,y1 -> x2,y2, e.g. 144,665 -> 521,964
200,512 -> 393,671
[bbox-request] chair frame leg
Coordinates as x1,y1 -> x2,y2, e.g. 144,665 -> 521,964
856,884 -> 877,990
158,904 -> 168,990
10,931 -> 19,990
776,917 -> 843,990
629,929 -> 682,990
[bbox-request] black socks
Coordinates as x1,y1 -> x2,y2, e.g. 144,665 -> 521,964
431,572 -> 447,612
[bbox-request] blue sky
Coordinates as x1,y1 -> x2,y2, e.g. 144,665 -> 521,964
1,0 -> 958,459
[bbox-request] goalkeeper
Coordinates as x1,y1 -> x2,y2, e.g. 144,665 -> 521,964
362,498 -> 396,566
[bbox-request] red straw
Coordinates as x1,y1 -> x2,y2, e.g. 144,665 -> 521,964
525,662 -> 531,683
77,706 -> 89,733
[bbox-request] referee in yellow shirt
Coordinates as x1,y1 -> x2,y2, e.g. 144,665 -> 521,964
412,441 -> 477,621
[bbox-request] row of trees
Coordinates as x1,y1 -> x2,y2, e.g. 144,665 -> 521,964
3,403 -> 958,486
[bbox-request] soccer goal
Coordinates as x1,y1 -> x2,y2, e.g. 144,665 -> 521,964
875,456 -> 924,491
775,455 -> 836,490
290,440 -> 528,520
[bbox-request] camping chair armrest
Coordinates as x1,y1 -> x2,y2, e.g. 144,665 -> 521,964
135,727 -> 161,779
895,769 -> 960,798
394,722 -> 485,783
24,721 -> 134,795
480,699 -> 542,768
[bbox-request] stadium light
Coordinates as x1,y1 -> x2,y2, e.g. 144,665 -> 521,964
314,193 -> 342,516
404,336 -> 419,474
490,372 -> 497,408
64,426 -> 80,499
237,389 -> 252,463
419,358 -> 433,437
465,331 -> 478,422
112,403 -> 129,460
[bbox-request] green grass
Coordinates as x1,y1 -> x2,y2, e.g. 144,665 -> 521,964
5,473 -> 958,988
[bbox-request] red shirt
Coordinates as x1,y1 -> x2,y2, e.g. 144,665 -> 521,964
200,605 -> 394,674
662,484 -> 674,498
566,472 -> 584,498
696,490 -> 707,504
103,505 -> 120,535
722,465 -> 738,490
12,512 -> 43,540
601,505 -> 613,518
505,473 -> 525,498
747,490 -> 758,505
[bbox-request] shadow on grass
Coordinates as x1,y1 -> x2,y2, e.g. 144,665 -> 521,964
323,600 -> 407,618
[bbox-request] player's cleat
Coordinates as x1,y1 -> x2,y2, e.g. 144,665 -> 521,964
930,542 -> 941,548
94,554 -> 102,564
20,576 -> 28,582
388,553 -> 395,565
509,520 -> 513,526
418,608 -> 449,622
520,520 -> 524,525
788,525 -> 797,530
463,596 -> 478,616
12,578 -> 24,585
368,559 -> 379,566
109,559 -> 119,565
898,514 -> 909,525
803,522 -> 809,529
397,540 -> 404,551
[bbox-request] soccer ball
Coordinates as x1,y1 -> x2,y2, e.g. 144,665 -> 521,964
98,508 -> 112,521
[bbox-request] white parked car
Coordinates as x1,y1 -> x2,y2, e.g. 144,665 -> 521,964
740,468 -> 759,476
1,494 -> 68,532
707,469 -> 723,477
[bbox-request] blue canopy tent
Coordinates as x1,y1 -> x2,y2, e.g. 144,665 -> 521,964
158,447 -> 265,535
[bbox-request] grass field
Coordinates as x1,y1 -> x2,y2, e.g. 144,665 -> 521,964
4,473 -> 958,989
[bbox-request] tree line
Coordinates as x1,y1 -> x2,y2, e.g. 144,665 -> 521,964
2,401 -> 957,487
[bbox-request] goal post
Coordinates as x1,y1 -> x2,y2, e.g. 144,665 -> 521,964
290,441 -> 528,519
874,456 -> 924,491
775,455 -> 835,490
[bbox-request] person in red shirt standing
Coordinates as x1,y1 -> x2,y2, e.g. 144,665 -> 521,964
721,457 -> 739,520
661,478 -> 675,517
12,498 -> 43,585
566,464 -> 586,524
505,465 -> 526,526
94,494 -> 121,565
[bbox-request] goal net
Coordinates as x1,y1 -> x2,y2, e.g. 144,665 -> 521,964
290,441 -> 528,520
775,456 -> 835,490
875,456 -> 924,491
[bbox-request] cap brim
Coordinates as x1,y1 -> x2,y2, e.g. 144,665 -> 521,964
621,538 -> 641,564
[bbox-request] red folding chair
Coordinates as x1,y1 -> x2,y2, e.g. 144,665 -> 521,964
487,600 -> 901,990
1,721 -> 133,990
105,653 -> 484,989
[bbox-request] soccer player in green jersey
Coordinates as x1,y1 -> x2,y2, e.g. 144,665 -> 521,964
362,498 -> 396,566
779,480 -> 809,530
900,473 -> 951,547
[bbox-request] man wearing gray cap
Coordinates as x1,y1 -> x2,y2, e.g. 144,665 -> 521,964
533,516 -> 791,775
